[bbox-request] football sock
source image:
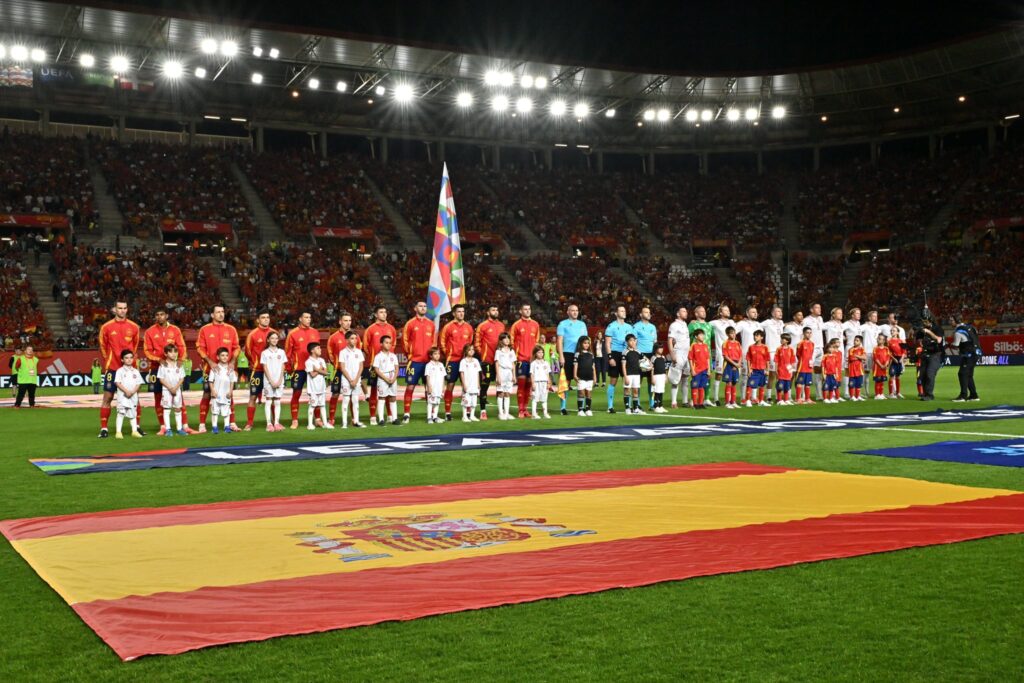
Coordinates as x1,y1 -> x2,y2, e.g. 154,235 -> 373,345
174,409 -> 183,431
264,400 -> 273,426
100,405 -> 111,429
350,395 -> 360,423
444,387 -> 454,413
713,376 -> 720,402
329,394 -> 339,423
116,413 -> 124,434
606,382 -> 615,409
199,396 -> 210,424
246,403 -> 256,426
403,385 -> 415,414
155,395 -> 164,427
290,392 -> 300,421
163,408 -> 171,429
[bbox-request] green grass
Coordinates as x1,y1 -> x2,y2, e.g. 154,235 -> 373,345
1,368 -> 1022,681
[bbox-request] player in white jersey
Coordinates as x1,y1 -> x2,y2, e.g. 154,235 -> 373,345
842,308 -> 863,398
260,332 -> 288,431
709,305 -> 733,404
860,309 -> 882,379
880,313 -> 906,342
823,307 -> 846,401
761,306 -> 785,400
804,303 -> 825,399
784,311 -> 805,356
735,306 -> 761,389
666,306 -> 691,408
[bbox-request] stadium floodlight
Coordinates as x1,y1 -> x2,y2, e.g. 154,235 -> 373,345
30,48 -> 46,63
110,55 -> 130,73
375,85 -> 386,96
657,108 -> 670,122
499,71 -> 514,87
605,108 -> 616,118
771,105 -> 786,119
308,78 -> 320,90
252,46 -> 263,57
685,109 -> 699,122
78,53 -> 96,68
250,72 -> 263,84
162,60 -> 184,79
700,109 -> 713,122
549,99 -> 567,116
534,76 -> 548,89
194,66 -> 207,78
0,45 -> 5,60
10,45 -> 28,62
643,109 -> 656,121
336,80 -> 347,92
394,83 -> 414,102
820,115 -> 828,122
893,106 -> 900,113
516,96 -> 533,113
745,107 -> 758,121
574,102 -> 590,118
520,74 -> 534,88
268,47 -> 280,59
484,70 -> 500,86
726,108 -> 740,121
491,94 -> 509,112
456,91 -> 474,108
220,40 -> 238,58
200,38 -> 218,54
957,95 -> 966,103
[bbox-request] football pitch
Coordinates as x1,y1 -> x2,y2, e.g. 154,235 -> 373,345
1,368 -> 1022,681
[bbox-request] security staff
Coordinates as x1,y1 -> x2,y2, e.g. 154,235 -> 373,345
915,308 -> 944,401
950,315 -> 981,402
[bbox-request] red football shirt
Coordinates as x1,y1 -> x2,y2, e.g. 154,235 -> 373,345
474,319 -> 506,363
99,318 -> 141,372
196,322 -> 240,371
688,342 -> 710,375
143,323 -> 185,364
847,346 -> 866,378
722,339 -> 742,366
244,326 -> 277,372
775,346 -> 796,380
796,340 -> 816,374
402,317 -> 436,363
746,343 -> 771,371
440,320 -> 475,362
363,321 -> 398,366
509,318 -> 540,362
822,351 -> 842,377
284,325 -> 321,372
888,337 -> 906,359
873,346 -> 891,376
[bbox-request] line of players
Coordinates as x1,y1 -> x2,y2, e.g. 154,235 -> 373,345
92,297 -> 918,437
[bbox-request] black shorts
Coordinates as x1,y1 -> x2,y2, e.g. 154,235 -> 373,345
445,360 -> 462,383
480,362 -> 496,384
608,351 -> 624,379
102,370 -> 117,393
249,370 -> 265,396
361,367 -> 373,382
561,353 -> 576,384
291,370 -> 307,391
147,370 -> 162,394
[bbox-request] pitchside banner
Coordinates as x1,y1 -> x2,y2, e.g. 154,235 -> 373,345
30,406 -> 1024,475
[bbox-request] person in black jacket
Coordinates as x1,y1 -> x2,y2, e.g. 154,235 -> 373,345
950,314 -> 981,401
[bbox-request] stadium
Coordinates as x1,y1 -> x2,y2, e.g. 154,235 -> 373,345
2,1 -> 1023,679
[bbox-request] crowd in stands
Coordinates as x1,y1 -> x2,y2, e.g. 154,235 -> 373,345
620,257 -> 733,315
845,247 -> 949,314
788,254 -> 844,312
932,234 -> 1024,330
949,146 -> 1024,242
620,168 -> 782,250
49,244 -> 222,347
795,153 -> 975,246
0,242 -> 50,351
368,160 -> 526,249
0,131 -> 96,228
228,244 -> 380,329
241,150 -> 396,242
732,256 -> 783,310
93,141 -> 256,238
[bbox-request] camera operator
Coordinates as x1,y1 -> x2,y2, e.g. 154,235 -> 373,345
914,307 -> 944,401
950,314 -> 981,402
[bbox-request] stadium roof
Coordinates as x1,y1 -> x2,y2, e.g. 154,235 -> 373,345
2,1 -> 1024,151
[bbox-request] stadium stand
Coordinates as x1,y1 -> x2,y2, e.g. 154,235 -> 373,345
845,247 -> 949,314
240,149 -> 397,242
732,256 -> 783,309
0,242 -> 50,351
932,234 -> 1024,330
92,140 -> 256,239
788,253 -> 845,311
621,257 -> 735,314
0,131 -> 95,229
948,146 -> 1024,243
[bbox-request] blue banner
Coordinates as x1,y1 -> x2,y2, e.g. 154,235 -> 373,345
30,406 -> 1024,475
852,438 -> 1024,467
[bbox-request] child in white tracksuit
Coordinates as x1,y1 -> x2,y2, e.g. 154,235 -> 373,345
425,347 -> 447,424
494,334 -> 516,421
208,348 -> 237,433
459,344 -> 482,422
530,345 -> 550,419
114,349 -> 143,438
305,342 -> 330,430
157,344 -> 186,435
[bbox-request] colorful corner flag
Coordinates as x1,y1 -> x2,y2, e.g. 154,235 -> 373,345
426,163 -> 466,329
557,368 -> 569,399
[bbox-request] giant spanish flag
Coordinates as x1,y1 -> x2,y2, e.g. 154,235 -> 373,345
426,162 -> 465,329
3,462 -> 1023,660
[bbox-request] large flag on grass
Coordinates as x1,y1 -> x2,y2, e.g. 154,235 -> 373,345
426,163 -> 465,328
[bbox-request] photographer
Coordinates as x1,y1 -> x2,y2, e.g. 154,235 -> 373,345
950,314 -> 981,402
914,307 -> 944,401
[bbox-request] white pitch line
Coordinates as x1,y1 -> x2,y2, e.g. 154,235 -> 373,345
866,427 -> 1023,438
627,413 -> 751,422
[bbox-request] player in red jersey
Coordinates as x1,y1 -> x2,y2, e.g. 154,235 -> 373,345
440,304 -> 474,421
143,308 -> 191,434
284,311 -> 321,429
795,327 -> 816,404
401,301 -> 436,423
744,330 -> 772,406
243,311 -> 277,430
97,300 -> 141,438
774,333 -> 797,404
195,304 -> 241,432
509,303 -> 541,417
474,305 -> 505,420
687,329 -> 711,408
327,312 -> 360,426
363,305 -> 397,425
720,329 -> 742,408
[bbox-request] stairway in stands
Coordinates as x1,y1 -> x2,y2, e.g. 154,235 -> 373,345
923,177 -> 973,245
202,257 -> 246,321
24,254 -> 70,339
828,259 -> 867,310
362,174 -> 426,251
475,177 -> 548,253
616,194 -> 680,262
230,162 -> 286,244
778,176 -> 803,252
489,262 -> 533,304
712,267 -> 748,306
608,266 -> 659,308
365,257 -> 403,311
85,161 -> 163,251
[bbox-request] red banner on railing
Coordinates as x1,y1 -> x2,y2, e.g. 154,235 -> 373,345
461,230 -> 504,246
160,219 -> 233,236
0,213 -> 71,229
971,216 -> 1024,232
572,235 -> 618,248
312,227 -> 376,240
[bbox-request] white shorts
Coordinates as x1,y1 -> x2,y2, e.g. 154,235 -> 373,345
376,379 -> 397,398
116,397 -> 138,419
462,391 -> 479,406
497,370 -> 516,394
307,391 -> 326,408
161,389 -> 183,410
212,400 -> 232,417
624,374 -> 641,389
337,377 -> 359,398
812,348 -> 824,367
768,360 -> 777,373
532,381 -> 548,400
714,351 -> 724,373
576,379 -> 594,392
653,374 -> 666,393
263,382 -> 284,400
